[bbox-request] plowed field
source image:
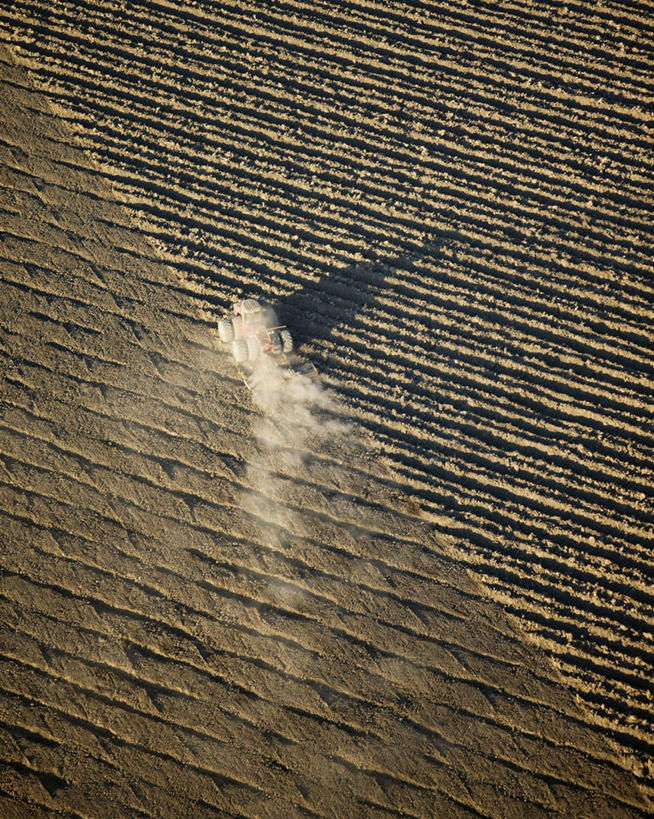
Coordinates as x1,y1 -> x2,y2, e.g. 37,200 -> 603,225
0,1 -> 652,816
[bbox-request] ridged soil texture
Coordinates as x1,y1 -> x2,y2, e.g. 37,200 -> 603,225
0,0 -> 652,815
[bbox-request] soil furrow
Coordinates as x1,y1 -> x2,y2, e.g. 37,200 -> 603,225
1,7 -> 652,812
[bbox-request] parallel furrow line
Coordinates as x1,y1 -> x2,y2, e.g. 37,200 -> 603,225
340,391 -> 654,568
123,0 -> 654,130
7,83 -> 652,324
6,31 -> 654,247
319,333 -> 654,522
9,6 -> 654,199
17,46 -> 654,253
289,0 -> 653,76
0,662 -> 311,816
48,0 -> 654,98
13,126 -> 654,334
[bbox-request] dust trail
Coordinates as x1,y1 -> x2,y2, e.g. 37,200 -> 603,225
240,355 -> 350,614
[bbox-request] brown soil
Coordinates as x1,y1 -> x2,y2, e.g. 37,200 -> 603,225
0,1 -> 652,816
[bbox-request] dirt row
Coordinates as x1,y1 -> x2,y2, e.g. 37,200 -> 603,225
0,0 -> 652,813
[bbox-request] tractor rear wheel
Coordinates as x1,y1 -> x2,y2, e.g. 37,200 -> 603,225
232,339 -> 247,363
280,328 -> 293,353
218,318 -> 234,343
270,331 -> 283,355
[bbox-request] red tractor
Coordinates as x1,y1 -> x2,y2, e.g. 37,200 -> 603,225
218,298 -> 293,364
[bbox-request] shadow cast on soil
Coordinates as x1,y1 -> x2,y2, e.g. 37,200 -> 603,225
274,238 -> 450,348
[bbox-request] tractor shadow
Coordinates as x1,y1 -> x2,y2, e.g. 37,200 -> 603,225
274,238 -> 449,351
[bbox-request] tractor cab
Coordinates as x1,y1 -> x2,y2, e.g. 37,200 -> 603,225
234,298 -> 278,333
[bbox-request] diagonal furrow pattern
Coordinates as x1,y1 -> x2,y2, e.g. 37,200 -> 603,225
0,0 -> 652,813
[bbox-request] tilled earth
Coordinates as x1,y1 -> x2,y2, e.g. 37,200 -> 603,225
0,1 -> 652,816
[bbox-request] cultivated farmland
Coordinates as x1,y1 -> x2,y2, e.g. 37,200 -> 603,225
0,1 -> 652,815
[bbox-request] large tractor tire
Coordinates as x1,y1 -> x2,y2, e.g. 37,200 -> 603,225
280,328 -> 293,353
218,317 -> 234,343
232,339 -> 248,363
246,336 -> 260,361
270,331 -> 283,356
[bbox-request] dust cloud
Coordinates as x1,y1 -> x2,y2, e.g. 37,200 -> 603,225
243,357 -> 351,536
240,356 -> 350,606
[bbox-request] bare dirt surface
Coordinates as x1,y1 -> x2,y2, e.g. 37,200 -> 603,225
0,1 -> 652,816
